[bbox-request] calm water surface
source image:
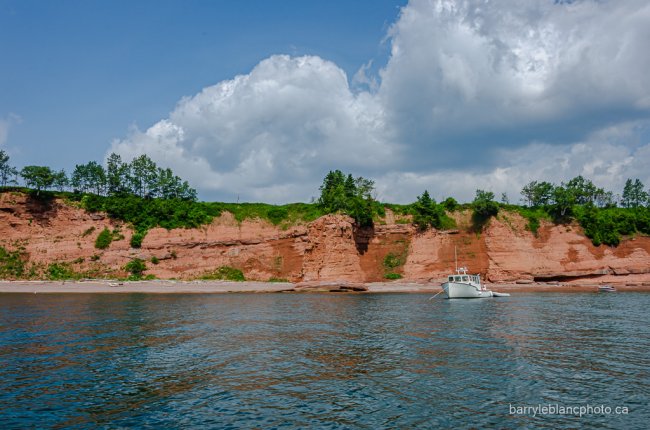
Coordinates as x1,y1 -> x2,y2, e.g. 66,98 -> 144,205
1,292 -> 648,429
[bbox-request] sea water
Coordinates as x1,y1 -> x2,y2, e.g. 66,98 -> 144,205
1,292 -> 648,429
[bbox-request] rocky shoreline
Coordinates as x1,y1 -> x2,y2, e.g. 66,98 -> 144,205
1,279 -> 649,294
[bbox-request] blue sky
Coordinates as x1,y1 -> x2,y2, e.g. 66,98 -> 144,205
0,0 -> 402,165
2,0 -> 650,203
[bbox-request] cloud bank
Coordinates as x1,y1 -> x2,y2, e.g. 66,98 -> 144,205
110,0 -> 650,203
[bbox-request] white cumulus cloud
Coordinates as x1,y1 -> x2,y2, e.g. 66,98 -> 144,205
110,0 -> 650,203
110,55 -> 391,202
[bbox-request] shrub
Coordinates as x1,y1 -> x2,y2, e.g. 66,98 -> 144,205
383,253 -> 404,270
268,277 -> 289,282
267,207 -> 288,225
0,246 -> 26,278
47,263 -> 80,280
124,258 -> 147,278
384,273 -> 402,280
411,191 -> 454,230
81,226 -> 96,237
442,197 -> 459,211
94,228 -> 112,249
527,216 -> 540,236
471,190 -> 499,230
130,230 -> 146,248
200,266 -> 245,281
150,256 -> 160,265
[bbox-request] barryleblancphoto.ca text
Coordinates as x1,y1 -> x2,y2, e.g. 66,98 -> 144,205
509,403 -> 630,418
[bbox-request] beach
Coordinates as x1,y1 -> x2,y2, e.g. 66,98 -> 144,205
1,279 -> 649,294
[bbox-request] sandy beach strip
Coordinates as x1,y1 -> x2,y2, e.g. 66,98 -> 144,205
0,279 -> 649,294
0,280 -> 296,294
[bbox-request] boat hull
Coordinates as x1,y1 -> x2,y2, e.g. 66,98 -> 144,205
442,282 -> 493,299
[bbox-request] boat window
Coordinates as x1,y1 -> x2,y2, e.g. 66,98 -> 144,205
462,276 -> 468,282
454,276 -> 461,282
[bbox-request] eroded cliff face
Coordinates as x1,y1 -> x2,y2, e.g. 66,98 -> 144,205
2,192 -> 650,284
484,213 -> 650,284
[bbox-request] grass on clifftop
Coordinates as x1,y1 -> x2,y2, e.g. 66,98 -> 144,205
75,193 -> 326,232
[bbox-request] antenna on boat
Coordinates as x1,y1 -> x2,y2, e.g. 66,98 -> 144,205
454,246 -> 458,272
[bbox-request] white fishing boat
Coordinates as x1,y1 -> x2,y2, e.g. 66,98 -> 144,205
442,267 -> 494,298
439,247 -> 509,299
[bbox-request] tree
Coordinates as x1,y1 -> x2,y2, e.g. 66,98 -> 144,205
521,181 -> 554,207
622,178 -> 648,208
71,161 -> 106,195
472,189 -> 499,220
128,154 -> 158,198
550,185 -> 576,220
20,166 -> 55,195
317,170 -> 376,226
565,175 -> 598,205
155,167 -> 197,200
52,169 -> 68,192
412,190 -> 446,230
594,189 -> 615,208
0,150 -> 18,187
106,152 -> 129,196
86,162 -> 106,195
318,170 -> 347,213
70,164 -> 87,193
177,180 -> 197,201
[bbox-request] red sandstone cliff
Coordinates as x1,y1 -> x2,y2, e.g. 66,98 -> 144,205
2,192 -> 650,285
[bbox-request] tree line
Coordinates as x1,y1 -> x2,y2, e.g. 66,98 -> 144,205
3,152 -> 650,247
520,175 -> 649,213
0,150 -> 196,200
315,170 -> 650,247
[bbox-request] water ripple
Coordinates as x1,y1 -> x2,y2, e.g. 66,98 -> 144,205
0,292 -> 648,429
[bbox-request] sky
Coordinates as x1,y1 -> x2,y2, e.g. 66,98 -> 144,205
1,0 -> 650,204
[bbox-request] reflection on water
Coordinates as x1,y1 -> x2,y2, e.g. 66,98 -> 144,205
1,292 -> 649,429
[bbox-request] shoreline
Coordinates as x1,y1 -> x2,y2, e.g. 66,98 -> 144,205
1,280 -> 649,294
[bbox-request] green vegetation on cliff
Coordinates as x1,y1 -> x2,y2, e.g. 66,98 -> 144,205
0,246 -> 26,278
516,176 -> 650,246
2,148 -> 650,249
200,266 -> 246,281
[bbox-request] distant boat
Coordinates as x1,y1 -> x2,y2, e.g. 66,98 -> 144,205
598,285 -> 616,292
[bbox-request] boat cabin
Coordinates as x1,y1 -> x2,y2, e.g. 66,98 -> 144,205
447,274 -> 481,285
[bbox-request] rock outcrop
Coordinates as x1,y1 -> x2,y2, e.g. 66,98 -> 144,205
2,192 -> 650,284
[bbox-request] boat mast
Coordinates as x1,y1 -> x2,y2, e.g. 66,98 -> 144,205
454,246 -> 458,272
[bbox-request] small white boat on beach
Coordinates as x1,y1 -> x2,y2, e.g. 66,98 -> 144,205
598,285 -> 616,292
